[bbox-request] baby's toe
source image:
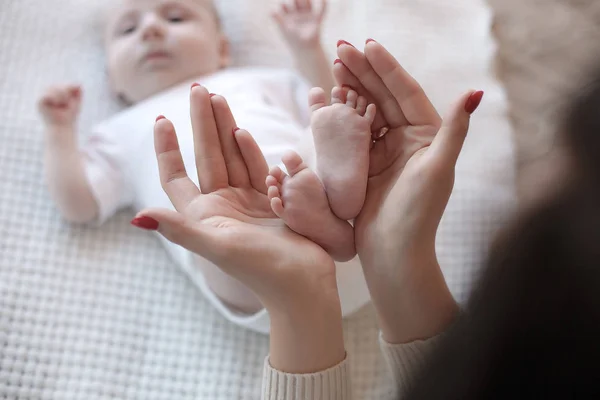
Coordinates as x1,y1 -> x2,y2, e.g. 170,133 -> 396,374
346,90 -> 358,108
309,87 -> 327,112
267,184 -> 281,202
331,86 -> 344,104
268,166 -> 286,184
356,95 -> 367,116
281,151 -> 306,177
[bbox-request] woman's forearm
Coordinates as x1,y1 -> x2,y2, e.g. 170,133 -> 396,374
267,283 -> 346,374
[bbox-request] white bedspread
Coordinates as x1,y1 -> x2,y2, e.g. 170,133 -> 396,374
0,0 -> 516,398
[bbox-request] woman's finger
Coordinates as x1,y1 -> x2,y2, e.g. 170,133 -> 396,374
429,91 -> 483,165
190,84 -> 229,193
333,59 -> 388,131
364,40 -> 441,128
211,95 -> 250,187
337,41 -> 407,127
134,208 -> 215,260
154,117 -> 201,210
234,129 -> 270,195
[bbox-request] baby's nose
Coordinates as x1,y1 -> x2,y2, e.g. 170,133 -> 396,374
141,16 -> 165,41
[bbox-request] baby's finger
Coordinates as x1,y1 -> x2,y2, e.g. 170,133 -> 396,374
271,11 -> 283,25
318,0 -> 327,19
295,0 -> 309,12
68,85 -> 82,99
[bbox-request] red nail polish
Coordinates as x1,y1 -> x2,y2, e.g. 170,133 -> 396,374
155,115 -> 166,122
191,83 -> 200,90
337,40 -> 355,48
464,91 -> 484,114
366,38 -> 376,44
232,127 -> 240,135
334,59 -> 343,65
209,93 -> 216,98
131,216 -> 159,230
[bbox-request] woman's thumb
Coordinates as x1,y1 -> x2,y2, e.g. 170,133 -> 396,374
131,209 -> 196,250
430,90 -> 483,165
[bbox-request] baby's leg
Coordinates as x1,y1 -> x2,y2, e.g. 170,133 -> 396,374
266,151 -> 356,262
311,87 -> 376,220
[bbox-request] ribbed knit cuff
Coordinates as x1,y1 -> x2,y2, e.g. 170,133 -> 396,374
261,355 -> 351,400
379,333 -> 441,397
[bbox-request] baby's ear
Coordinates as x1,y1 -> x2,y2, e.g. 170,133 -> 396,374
219,34 -> 231,68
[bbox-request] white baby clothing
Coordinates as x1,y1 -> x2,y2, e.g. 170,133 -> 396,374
83,67 -> 371,334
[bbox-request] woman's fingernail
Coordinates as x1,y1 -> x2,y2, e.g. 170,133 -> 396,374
341,84 -> 353,90
232,127 -> 240,135
334,59 -> 343,65
209,93 -> 216,98
155,115 -> 166,122
464,91 -> 484,114
131,216 -> 159,231
366,38 -> 376,44
337,40 -> 355,48
191,83 -> 200,90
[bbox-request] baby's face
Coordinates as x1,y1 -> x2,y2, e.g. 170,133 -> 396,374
105,0 -> 228,103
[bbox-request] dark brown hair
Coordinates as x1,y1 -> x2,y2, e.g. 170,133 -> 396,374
404,67 -> 600,399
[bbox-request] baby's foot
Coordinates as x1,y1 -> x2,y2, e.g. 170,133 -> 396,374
266,151 -> 356,262
310,87 -> 376,221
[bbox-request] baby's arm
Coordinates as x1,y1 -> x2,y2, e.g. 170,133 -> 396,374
272,0 -> 334,95
38,85 -> 98,223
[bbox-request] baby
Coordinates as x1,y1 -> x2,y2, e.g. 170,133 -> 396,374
38,0 -> 373,333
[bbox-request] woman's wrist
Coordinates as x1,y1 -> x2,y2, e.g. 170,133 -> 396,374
266,279 -> 346,374
363,246 -> 458,344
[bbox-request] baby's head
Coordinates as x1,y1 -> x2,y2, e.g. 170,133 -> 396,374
104,0 -> 229,104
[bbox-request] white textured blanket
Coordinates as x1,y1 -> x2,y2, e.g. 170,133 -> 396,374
0,0 -> 515,398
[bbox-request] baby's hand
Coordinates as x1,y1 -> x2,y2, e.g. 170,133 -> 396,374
38,85 -> 82,127
272,0 -> 327,49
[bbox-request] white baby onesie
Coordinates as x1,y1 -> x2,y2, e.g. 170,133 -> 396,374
83,67 -> 370,334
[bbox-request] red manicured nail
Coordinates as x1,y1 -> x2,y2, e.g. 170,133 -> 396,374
337,40 -> 355,48
334,59 -> 343,65
191,83 -> 200,90
464,91 -> 484,114
232,127 -> 240,135
209,93 -> 216,98
155,115 -> 166,122
131,216 -> 159,231
366,38 -> 376,44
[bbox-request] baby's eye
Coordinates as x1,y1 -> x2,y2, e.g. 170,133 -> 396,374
167,14 -> 184,23
118,23 -> 137,36
122,25 -> 136,35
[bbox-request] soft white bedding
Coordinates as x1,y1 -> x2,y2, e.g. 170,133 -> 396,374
0,0 -> 515,398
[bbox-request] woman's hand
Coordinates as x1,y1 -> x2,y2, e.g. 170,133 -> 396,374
335,40 -> 483,343
133,85 -> 345,373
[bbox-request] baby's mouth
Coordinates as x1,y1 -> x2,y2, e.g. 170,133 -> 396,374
141,50 -> 172,67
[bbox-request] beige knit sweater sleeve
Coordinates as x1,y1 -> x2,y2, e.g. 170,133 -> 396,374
261,334 -> 439,400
